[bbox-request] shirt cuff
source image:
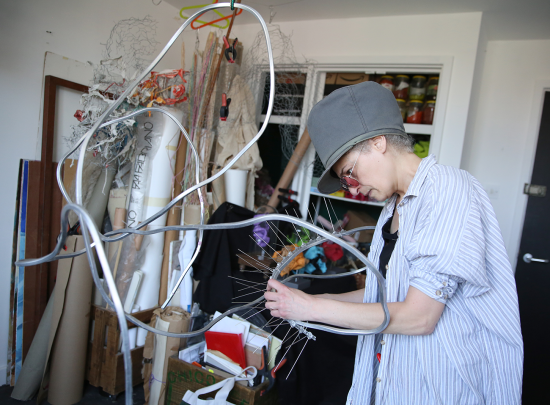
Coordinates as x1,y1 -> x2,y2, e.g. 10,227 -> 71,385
409,268 -> 458,304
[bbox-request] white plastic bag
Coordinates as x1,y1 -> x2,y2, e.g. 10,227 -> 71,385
181,366 -> 257,405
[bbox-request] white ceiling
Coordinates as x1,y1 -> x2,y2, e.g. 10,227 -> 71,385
164,0 -> 550,41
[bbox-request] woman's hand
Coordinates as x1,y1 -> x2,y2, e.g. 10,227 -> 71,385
264,279 -> 315,321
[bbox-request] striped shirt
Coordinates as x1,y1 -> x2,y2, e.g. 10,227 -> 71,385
347,154 -> 523,405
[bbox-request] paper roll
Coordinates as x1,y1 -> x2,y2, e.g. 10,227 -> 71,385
224,169 -> 248,207
136,107 -> 183,346
47,236 -> 93,405
145,307 -> 190,405
11,288 -> 55,401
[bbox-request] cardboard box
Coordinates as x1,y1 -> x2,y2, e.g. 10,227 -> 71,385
165,356 -> 278,405
344,210 -> 377,243
86,305 -> 158,396
335,73 -> 370,85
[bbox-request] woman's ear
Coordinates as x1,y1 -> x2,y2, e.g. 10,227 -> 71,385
370,136 -> 387,153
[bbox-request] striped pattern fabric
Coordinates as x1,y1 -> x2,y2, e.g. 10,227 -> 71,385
347,154 -> 523,405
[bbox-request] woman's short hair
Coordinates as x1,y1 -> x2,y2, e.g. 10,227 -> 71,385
347,134 -> 415,156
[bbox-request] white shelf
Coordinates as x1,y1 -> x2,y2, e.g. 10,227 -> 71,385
310,190 -> 386,207
260,114 -> 301,125
404,123 -> 433,135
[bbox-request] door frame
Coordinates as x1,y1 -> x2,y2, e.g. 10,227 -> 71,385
509,79 -> 550,270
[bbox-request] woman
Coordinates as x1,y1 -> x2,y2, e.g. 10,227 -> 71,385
265,81 -> 523,404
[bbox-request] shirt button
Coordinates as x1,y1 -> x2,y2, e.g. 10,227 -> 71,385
444,294 -> 448,299
436,290 -> 442,296
442,281 -> 447,286
381,340 -> 386,345
397,230 -> 400,237
385,264 -> 389,270
376,377 -> 382,383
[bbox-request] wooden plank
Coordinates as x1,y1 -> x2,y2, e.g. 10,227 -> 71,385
8,160 -> 23,385
22,161 -> 41,361
113,347 -> 145,395
89,308 -> 107,386
101,314 -> 121,392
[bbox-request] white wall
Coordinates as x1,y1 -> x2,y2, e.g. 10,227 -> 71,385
0,0 -> 193,385
461,39 -> 550,268
226,12 -> 482,168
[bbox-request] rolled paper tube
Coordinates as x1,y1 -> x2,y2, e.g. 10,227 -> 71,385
47,236 -> 93,405
123,270 -> 143,313
224,169 -> 248,207
135,107 -> 183,347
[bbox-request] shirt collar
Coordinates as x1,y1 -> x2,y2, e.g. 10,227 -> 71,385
404,154 -> 437,198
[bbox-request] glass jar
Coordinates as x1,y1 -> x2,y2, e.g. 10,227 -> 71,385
379,75 -> 395,92
393,75 -> 409,99
406,101 -> 424,124
422,100 -> 436,125
409,75 -> 426,101
426,76 -> 439,100
396,99 -> 407,121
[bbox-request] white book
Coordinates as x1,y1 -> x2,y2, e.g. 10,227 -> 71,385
204,350 -> 243,376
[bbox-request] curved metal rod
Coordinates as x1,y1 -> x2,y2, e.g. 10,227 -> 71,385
45,5 -> 274,405
17,209 -> 388,337
55,3 -> 275,312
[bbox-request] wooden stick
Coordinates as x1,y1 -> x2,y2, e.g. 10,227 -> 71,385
267,128 -> 311,210
158,132 -> 188,304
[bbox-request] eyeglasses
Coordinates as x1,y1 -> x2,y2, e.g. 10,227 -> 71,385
339,144 -> 363,191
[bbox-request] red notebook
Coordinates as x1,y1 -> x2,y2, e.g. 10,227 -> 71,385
204,331 -> 247,369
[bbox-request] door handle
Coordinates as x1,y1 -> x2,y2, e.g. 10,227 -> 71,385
523,253 -> 549,263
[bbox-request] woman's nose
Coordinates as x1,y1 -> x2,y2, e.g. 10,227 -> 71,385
348,186 -> 360,196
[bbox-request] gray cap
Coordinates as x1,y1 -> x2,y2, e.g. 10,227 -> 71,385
308,81 -> 407,194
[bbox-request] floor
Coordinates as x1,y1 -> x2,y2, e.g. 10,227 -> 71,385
0,383 -> 145,405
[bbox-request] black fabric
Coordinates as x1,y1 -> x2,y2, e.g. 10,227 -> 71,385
192,202 -> 255,314
272,273 -> 358,405
379,214 -> 399,278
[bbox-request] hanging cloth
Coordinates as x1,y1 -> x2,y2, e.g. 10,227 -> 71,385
215,75 -> 262,210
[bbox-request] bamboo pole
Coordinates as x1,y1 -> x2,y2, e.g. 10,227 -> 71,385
266,128 -> 311,210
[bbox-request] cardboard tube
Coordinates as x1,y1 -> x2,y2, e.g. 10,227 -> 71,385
159,132 -> 188,305
267,128 -> 311,209
47,236 -> 93,405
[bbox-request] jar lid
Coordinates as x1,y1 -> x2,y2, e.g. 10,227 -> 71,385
428,76 -> 439,80
380,75 -> 394,79
410,100 -> 424,105
412,75 -> 426,79
396,75 -> 409,78
396,99 -> 406,102
426,100 -> 436,104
